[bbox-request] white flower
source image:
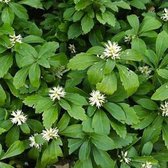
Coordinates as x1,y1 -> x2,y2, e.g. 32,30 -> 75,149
68,44 -> 76,54
161,8 -> 168,22
0,0 -> 10,4
103,41 -> 122,60
89,90 -> 106,108
9,33 -> 22,47
49,86 -> 66,101
29,134 -> 41,149
56,66 -> 69,79
41,128 -> 59,141
124,35 -> 136,43
138,66 -> 152,77
141,162 -> 153,168
160,101 -> 168,116
118,151 -> 131,164
10,110 -> 27,125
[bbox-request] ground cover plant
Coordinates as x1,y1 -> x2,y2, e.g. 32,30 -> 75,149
1,0 -> 168,167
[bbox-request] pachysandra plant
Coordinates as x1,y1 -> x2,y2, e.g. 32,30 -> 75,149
1,0 -> 168,168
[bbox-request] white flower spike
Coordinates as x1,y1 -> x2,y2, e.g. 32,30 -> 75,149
29,134 -> 41,149
118,151 -> 131,164
160,101 -> 168,116
49,86 -> 66,101
89,90 -> 106,108
9,33 -> 22,47
10,110 -> 27,125
161,8 -> 168,22
0,0 -> 11,4
138,66 -> 152,77
68,44 -> 76,54
42,127 -> 59,142
141,162 -> 153,168
103,40 -> 122,60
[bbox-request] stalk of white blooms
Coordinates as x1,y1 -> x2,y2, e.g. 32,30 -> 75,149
9,33 -> 22,47
138,66 -> 152,77
49,86 -> 66,101
161,8 -> 168,21
0,0 -> 10,4
10,110 -> 27,125
89,90 -> 106,108
141,162 -> 152,168
29,134 -> 41,149
118,151 -> 131,164
160,101 -> 168,116
103,41 -> 122,60
56,66 -> 69,79
42,128 -> 59,141
68,44 -> 76,54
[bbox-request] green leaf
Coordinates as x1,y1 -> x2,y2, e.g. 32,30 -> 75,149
27,119 -> 43,133
61,124 -> 84,139
75,0 -> 91,11
0,162 -> 14,168
20,123 -> 30,134
13,67 -> 29,89
142,141 -> 153,155
131,38 -> 147,55
57,113 -> 70,132
91,133 -> 115,151
104,102 -> 126,123
68,53 -> 99,70
162,123 -> 168,149
102,11 -> 116,27
1,7 -> 14,24
74,159 -> 93,168
92,110 -> 110,135
135,98 -> 158,110
41,140 -> 62,167
1,141 -> 25,160
81,15 -> 94,34
15,43 -> 37,67
65,93 -> 88,106
127,14 -> 139,33
96,72 -> 117,95
0,55 -> 13,78
5,126 -> 20,147
157,69 -> 168,79
93,148 -> 115,168
67,104 -> 87,121
23,35 -> 45,43
151,83 -> 168,101
29,63 -> 41,88
73,11 -> 84,22
121,49 -> 143,61
120,103 -> 139,125
9,2 -> 28,20
38,42 -> 59,58
0,85 -> 6,106
79,140 -> 91,161
68,23 -> 82,39
20,0 -> 43,9
111,119 -> 127,138
130,0 -> 146,9
117,64 -> 139,96
156,31 -> 168,58
68,139 -> 84,154
141,116 -> 163,144
87,61 -> 104,85
112,134 -> 133,149
42,106 -> 58,128
114,1 -> 130,9
139,16 -> 161,33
